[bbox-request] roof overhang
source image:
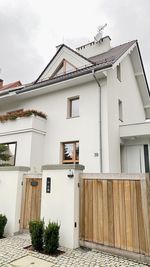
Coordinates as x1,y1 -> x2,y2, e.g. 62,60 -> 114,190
120,121 -> 150,139
0,68 -> 108,107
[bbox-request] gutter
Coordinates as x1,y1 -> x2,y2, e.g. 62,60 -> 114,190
92,70 -> 103,173
0,64 -> 112,99
15,64 -> 112,95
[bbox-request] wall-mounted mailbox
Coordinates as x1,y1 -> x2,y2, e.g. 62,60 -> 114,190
31,181 -> 38,186
46,177 -> 51,193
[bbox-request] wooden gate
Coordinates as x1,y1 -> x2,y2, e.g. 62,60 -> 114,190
20,177 -> 42,229
80,174 -> 150,257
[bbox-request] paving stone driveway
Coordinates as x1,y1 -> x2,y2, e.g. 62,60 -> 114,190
0,234 -> 149,267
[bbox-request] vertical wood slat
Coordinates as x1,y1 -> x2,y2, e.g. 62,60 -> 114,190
119,181 -> 126,250
97,180 -> 103,244
79,177 -> 85,239
103,180 -> 108,246
124,181 -> 133,251
107,181 -> 114,247
93,180 -> 98,243
80,176 -> 150,256
130,181 -> 139,253
113,180 -> 120,248
136,181 -> 146,254
88,180 -> 93,241
146,176 -> 150,256
140,180 -> 150,254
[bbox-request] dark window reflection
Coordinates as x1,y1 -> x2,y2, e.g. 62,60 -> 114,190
63,141 -> 79,164
0,143 -> 16,166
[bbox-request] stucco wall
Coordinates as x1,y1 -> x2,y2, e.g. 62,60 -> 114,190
118,55 -> 145,124
41,165 -> 84,249
0,167 -> 29,236
102,54 -> 146,172
0,82 -> 101,172
0,116 -> 46,170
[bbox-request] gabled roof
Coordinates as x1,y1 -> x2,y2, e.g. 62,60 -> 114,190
35,44 -> 93,83
34,40 -> 137,85
0,38 -> 149,116
0,80 -> 22,91
88,40 -> 136,67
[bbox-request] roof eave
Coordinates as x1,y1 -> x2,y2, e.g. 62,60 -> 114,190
16,64 -> 112,95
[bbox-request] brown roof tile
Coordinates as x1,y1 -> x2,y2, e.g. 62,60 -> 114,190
0,80 -> 22,91
89,40 -> 136,66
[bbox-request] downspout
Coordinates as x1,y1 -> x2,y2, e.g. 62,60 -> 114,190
92,70 -> 103,173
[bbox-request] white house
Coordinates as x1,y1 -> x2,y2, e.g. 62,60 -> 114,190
0,35 -> 150,174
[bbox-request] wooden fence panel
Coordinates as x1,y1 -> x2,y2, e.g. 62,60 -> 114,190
80,175 -> 150,256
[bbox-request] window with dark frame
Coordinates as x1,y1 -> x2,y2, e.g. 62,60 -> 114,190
144,144 -> 150,173
0,142 -> 17,166
62,141 -> 79,164
68,97 -> 79,118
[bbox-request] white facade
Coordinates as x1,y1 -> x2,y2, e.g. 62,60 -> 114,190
0,36 -> 150,173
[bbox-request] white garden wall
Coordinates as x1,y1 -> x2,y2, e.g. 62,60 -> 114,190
0,167 -> 29,236
41,164 -> 84,249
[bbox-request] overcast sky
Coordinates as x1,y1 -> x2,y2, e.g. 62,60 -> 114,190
0,0 -> 150,85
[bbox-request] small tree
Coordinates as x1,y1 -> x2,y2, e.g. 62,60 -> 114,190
44,222 -> 60,254
0,214 -> 7,238
29,220 -> 44,251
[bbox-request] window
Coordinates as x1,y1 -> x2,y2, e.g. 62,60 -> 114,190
0,142 -> 17,166
62,141 -> 79,164
51,59 -> 77,78
144,144 -> 149,173
118,99 -> 123,122
117,64 -> 121,82
68,96 -> 79,118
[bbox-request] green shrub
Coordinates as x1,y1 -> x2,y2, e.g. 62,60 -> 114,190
29,220 -> 44,251
0,214 -> 7,238
44,222 -> 60,254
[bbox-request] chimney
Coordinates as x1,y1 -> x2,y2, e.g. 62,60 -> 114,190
76,36 -> 111,58
0,79 -> 3,89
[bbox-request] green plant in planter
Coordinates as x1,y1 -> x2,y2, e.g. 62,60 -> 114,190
0,214 -> 7,238
44,222 -> 60,254
29,220 -> 44,251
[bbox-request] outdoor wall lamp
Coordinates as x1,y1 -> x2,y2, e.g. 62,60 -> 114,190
67,169 -> 74,178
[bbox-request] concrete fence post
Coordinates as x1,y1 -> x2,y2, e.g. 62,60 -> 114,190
41,164 -> 85,249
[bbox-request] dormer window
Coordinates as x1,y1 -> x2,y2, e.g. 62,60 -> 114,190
51,59 -> 77,78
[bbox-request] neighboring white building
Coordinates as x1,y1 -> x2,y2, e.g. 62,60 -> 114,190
0,36 -> 150,173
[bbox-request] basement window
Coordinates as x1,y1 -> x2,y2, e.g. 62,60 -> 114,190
62,141 -> 79,164
67,96 -> 79,118
117,64 -> 121,82
0,142 -> 17,166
